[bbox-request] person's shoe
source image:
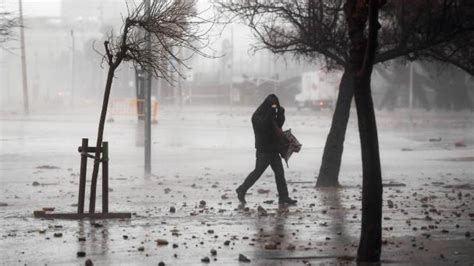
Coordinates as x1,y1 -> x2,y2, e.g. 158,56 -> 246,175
236,188 -> 246,204
279,197 -> 297,205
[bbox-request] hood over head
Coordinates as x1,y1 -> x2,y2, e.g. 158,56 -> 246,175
256,94 -> 280,114
252,94 -> 280,127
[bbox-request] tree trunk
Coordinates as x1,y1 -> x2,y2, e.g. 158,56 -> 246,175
89,65 -> 116,213
354,73 -> 383,262
344,0 -> 383,262
316,68 -> 354,187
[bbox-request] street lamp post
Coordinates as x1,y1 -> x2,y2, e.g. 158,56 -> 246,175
144,0 -> 152,176
229,25 -> 234,115
19,0 -> 29,114
70,29 -> 75,107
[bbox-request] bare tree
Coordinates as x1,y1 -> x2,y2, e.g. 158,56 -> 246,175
0,11 -> 18,44
219,0 -> 474,188
220,0 -> 473,262
89,0 -> 214,213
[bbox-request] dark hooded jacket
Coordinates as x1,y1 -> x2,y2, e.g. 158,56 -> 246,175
251,94 -> 285,152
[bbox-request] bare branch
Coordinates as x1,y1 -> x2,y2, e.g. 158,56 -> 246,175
104,41 -> 113,65
219,0 -> 474,74
0,11 -> 20,44
218,0 -> 348,68
101,0 -> 217,84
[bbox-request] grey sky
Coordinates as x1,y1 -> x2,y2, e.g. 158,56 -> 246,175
2,0 -> 61,17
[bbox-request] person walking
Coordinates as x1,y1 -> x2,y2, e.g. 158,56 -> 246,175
236,94 -> 297,205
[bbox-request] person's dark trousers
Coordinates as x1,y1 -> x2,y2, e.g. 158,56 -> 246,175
238,151 -> 289,199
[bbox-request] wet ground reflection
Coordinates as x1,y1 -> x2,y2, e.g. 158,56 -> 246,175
76,220 -> 111,258
319,187 -> 352,247
251,205 -> 290,265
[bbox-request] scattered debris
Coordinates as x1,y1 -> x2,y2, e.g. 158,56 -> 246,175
36,165 -> 60,170
387,200 -> 394,208
264,243 -> 277,250
443,184 -> 473,190
92,223 -> 103,228
156,239 -> 169,246
257,206 -> 268,216
238,254 -> 251,263
454,141 -> 466,147
383,181 -> 406,187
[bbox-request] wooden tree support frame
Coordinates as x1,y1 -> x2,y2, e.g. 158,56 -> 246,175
33,211 -> 131,219
33,138 -> 131,220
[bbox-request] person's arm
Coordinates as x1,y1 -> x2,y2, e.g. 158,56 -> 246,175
273,120 -> 284,138
271,107 -> 284,138
276,106 -> 285,128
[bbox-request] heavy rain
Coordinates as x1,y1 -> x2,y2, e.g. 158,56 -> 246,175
1,0 -> 473,265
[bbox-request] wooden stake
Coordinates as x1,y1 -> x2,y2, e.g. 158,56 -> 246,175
78,138 -> 88,213
102,142 -> 109,213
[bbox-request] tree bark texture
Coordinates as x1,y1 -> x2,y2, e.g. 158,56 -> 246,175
345,0 -> 383,262
89,65 -> 116,213
316,68 -> 354,187
354,74 -> 383,262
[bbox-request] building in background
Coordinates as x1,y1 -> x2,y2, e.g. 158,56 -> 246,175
0,0 -> 133,111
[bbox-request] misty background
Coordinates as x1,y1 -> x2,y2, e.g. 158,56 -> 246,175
1,0 -> 472,112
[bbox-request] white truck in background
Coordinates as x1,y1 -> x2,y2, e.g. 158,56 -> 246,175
296,69 -> 342,110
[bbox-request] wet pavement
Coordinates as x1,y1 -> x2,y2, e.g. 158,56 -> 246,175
1,106 -> 473,265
